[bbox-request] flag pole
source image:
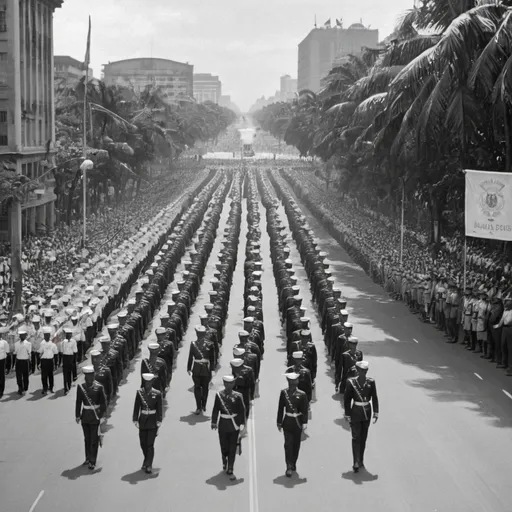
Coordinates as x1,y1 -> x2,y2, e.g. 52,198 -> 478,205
463,237 -> 467,290
400,178 -> 405,266
82,16 -> 91,249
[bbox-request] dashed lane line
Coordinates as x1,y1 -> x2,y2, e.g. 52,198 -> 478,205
502,390 -> 512,401
474,373 -> 483,380
413,339 -> 419,344
28,490 -> 44,512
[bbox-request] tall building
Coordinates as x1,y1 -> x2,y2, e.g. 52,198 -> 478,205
102,58 -> 193,102
298,23 -> 379,92
219,95 -> 240,114
0,0 -> 63,238
193,73 -> 222,104
54,55 -> 93,87
279,74 -> 297,101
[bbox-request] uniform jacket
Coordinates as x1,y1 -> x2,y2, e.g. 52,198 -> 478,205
285,364 -> 312,400
94,365 -> 113,402
344,377 -> 379,423
337,349 -> 363,385
133,387 -> 163,429
187,339 -> 215,376
276,387 -> 308,430
141,357 -> 168,391
211,389 -> 246,432
75,382 -> 107,424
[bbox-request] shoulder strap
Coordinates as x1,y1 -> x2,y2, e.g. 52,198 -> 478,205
193,341 -> 204,360
283,389 -> 302,429
216,391 -> 239,430
137,389 -> 150,412
350,379 -> 369,420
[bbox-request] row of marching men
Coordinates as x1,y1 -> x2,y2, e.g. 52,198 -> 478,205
269,169 -> 380,473
210,171 -> 267,480
75,172 -> 231,471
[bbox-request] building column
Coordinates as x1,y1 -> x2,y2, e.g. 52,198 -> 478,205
35,204 -> 46,235
45,201 -> 55,232
28,207 -> 36,235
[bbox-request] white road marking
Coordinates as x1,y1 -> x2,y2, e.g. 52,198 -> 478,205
503,390 -> 512,400
28,490 -> 44,512
248,406 -> 259,512
474,373 -> 483,380
413,339 -> 419,344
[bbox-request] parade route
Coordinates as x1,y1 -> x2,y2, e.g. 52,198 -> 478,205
1,168 -> 512,512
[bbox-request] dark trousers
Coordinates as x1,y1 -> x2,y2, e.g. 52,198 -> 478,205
62,354 -> 74,391
192,375 -> 210,410
40,358 -> 54,392
0,358 -> 5,396
76,340 -> 84,363
219,430 -> 238,471
283,425 -> 302,469
502,326 -> 512,371
82,423 -> 100,464
15,359 -> 29,392
31,352 -> 40,374
492,327 -> 502,363
139,428 -> 158,467
351,420 -> 370,465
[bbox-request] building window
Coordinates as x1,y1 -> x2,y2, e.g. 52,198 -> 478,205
0,53 -> 6,61
0,10 -> 6,32
0,135 -> 7,146
0,111 -> 6,123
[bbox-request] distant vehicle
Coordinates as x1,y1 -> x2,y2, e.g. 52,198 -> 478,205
242,143 -> 255,157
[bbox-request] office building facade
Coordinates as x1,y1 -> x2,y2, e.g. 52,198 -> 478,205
0,0 -> 63,238
102,58 -> 193,102
193,73 -> 221,104
54,55 -> 92,87
298,24 -> 379,92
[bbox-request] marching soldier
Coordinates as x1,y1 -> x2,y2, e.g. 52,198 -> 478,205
90,350 -> 113,405
230,358 -> 255,419
61,328 -> 78,395
336,336 -> 363,394
344,361 -> 379,472
75,366 -> 107,470
141,343 -> 168,398
14,328 -> 31,395
286,351 -> 313,403
276,372 -> 309,477
133,373 -> 164,474
38,327 -> 58,395
211,375 -> 246,480
187,326 -> 215,414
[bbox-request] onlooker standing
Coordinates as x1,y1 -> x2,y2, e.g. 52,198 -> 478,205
0,335 -> 9,398
14,328 -> 31,395
29,315 -> 43,374
38,327 -> 58,395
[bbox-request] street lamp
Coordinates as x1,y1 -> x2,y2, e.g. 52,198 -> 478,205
80,159 -> 93,248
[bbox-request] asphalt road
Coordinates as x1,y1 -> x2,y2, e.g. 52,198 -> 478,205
1,174 -> 511,512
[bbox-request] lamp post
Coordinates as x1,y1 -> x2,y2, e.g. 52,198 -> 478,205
80,159 -> 93,248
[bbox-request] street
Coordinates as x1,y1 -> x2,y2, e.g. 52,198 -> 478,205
1,170 -> 511,512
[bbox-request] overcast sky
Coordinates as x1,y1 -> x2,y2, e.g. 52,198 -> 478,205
53,0 -> 414,111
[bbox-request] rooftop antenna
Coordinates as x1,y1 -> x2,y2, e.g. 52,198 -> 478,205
314,14 -> 317,28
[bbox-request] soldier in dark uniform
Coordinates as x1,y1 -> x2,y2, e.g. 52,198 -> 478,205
133,373 -> 164,474
230,358 -> 255,420
332,321 -> 352,368
298,330 -> 317,384
90,350 -> 113,405
155,327 -> 175,384
99,336 -> 121,393
211,375 -> 246,480
336,336 -> 363,394
276,372 -> 309,477
344,361 -> 379,472
141,343 -> 168,397
75,366 -> 107,470
286,351 -> 313,403
187,326 -> 215,415
234,345 -> 259,381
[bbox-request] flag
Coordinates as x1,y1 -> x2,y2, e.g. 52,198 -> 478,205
82,16 -> 91,72
465,169 -> 512,241
323,18 -> 331,28
336,18 -> 342,27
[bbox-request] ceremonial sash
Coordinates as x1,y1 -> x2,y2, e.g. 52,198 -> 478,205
350,379 -> 369,421
283,390 -> 302,429
217,392 -> 239,431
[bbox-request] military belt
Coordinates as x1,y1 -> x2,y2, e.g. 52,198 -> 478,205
195,358 -> 209,364
83,405 -> 99,410
285,412 -> 302,417
353,401 -> 369,406
140,410 -> 156,415
220,413 -> 236,419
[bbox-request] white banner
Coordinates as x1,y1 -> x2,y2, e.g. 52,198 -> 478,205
465,169 -> 512,241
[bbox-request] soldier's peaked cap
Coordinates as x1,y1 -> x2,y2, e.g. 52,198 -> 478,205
233,347 -> 245,356
344,322 -> 353,328
83,366 -> 94,374
286,372 -> 300,380
292,351 -> 303,359
300,330 -> 310,336
223,375 -> 235,383
356,361 -> 369,370
230,358 -> 244,367
42,326 -> 53,334
238,330 -> 250,337
243,317 -> 254,323
99,336 -> 111,343
107,323 -> 119,330
195,326 -> 206,333
155,327 -> 166,335
340,309 -> 349,316
348,336 -> 359,344
148,343 -> 160,350
142,373 -> 155,381
90,350 -> 102,357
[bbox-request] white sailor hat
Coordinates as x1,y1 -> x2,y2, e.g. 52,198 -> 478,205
285,372 -> 300,380
32,315 -> 41,322
344,322 -> 353,328
300,329 -> 310,337
151,262 -> 159,268
65,308 -> 75,316
204,303 -> 214,311
348,336 -> 359,344
117,311 -> 128,319
107,323 -> 119,330
223,375 -> 235,383
209,291 -> 218,297
63,327 -> 72,334
247,306 -> 256,312
238,330 -> 250,338
155,327 -> 166,335
290,276 -> 298,283
50,300 -> 58,307
300,317 -> 310,323
99,335 -> 111,344
90,350 -> 102,357
127,298 -> 137,306
292,351 -> 303,359
252,271 -> 262,277
230,358 -> 244,367
28,305 -> 38,313
340,309 -> 349,316
85,285 -> 94,292
18,328 -> 27,335
148,343 -> 160,350
243,317 -> 254,324
195,325 -> 206,333
356,361 -> 369,370
142,373 -> 155,381
210,277 -> 219,284
83,365 -> 95,374
44,310 -> 53,317
42,326 -> 53,334
233,347 -> 245,356
292,285 -> 300,292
